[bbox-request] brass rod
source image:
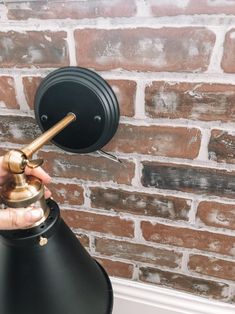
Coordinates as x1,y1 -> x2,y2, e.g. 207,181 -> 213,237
21,113 -> 76,158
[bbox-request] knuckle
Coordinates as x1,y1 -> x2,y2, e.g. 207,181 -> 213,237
8,210 -> 20,228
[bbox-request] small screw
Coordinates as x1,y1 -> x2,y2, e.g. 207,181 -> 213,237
94,115 -> 102,123
41,115 -> 48,122
39,236 -> 48,246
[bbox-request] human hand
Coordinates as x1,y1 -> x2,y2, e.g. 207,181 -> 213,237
0,156 -> 52,230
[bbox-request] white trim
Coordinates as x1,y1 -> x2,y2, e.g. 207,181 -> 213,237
111,277 -> 235,314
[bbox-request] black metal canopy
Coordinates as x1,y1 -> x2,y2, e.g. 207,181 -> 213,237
34,66 -> 120,153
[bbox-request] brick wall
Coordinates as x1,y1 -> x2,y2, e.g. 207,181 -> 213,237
0,0 -> 235,304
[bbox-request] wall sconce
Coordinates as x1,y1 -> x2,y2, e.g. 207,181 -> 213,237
0,67 -> 120,314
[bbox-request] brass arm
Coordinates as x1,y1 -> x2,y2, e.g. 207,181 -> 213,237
22,112 -> 76,158
3,112 -> 76,174
1,112 -> 77,219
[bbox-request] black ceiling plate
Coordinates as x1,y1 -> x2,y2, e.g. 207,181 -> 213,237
34,67 -> 120,153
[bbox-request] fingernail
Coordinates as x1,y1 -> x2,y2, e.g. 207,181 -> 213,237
26,209 -> 44,222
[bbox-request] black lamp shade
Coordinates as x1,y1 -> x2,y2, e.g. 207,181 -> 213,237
0,200 -> 113,314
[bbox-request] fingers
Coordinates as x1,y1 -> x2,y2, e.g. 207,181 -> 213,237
25,166 -> 51,184
44,186 -> 52,199
0,207 -> 44,230
27,168 -> 52,198
0,155 -> 51,185
1,165 -> 52,199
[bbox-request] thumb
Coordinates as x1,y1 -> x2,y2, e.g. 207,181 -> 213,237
0,207 -> 44,230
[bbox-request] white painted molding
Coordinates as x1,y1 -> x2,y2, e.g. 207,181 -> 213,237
111,277 -> 235,314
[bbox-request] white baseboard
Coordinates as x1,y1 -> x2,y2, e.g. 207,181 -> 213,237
111,277 -> 235,314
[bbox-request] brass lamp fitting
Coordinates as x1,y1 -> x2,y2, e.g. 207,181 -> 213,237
1,112 -> 76,227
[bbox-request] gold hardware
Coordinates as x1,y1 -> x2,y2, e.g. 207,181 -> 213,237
1,112 -> 77,231
2,150 -> 26,174
1,174 -> 44,208
25,159 -> 44,169
39,236 -> 48,246
21,112 -> 76,158
2,113 -> 76,174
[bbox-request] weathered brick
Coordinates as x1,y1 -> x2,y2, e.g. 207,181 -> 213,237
231,294 -> 235,303
62,209 -> 134,238
95,237 -> 182,268
196,201 -> 235,230
139,267 -> 229,300
75,28 -> 215,72
0,3 -> 5,20
150,0 -> 235,16
141,161 -> 235,198
0,31 -> 69,68
145,82 -> 235,122
0,76 -> 18,109
23,76 -> 43,109
95,257 -> 134,279
49,182 -> 84,206
23,78 -> 136,114
209,130 -> 235,164
188,254 -> 235,281
39,151 -> 135,185
222,29 -> 235,73
105,124 -> 201,159
7,0 -> 137,20
141,221 -> 235,256
75,233 -> 90,248
0,115 -> 40,145
108,80 -> 136,117
90,187 -> 191,221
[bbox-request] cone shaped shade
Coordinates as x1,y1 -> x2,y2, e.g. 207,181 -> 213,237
0,199 -> 113,314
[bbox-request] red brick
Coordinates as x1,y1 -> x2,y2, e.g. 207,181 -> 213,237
0,115 -> 40,145
105,124 -> 201,159
142,161 -> 235,198
0,31 -> 69,68
140,267 -> 229,300
0,76 -> 18,109
141,221 -> 235,256
188,254 -> 235,281
90,187 -> 191,221
49,182 -> 84,206
150,0 -> 235,16
95,257 -> 133,279
61,209 -> 134,238
39,151 -> 135,185
23,77 -> 136,115
95,237 -> 182,269
209,130 -> 235,164
197,201 -> 235,230
75,233 -> 90,248
145,82 -> 235,122
7,0 -> 137,20
222,29 -> 235,73
23,76 -> 43,109
108,80 -> 136,117
75,28 -> 215,72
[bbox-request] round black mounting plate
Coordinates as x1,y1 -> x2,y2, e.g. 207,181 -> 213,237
34,67 -> 120,154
